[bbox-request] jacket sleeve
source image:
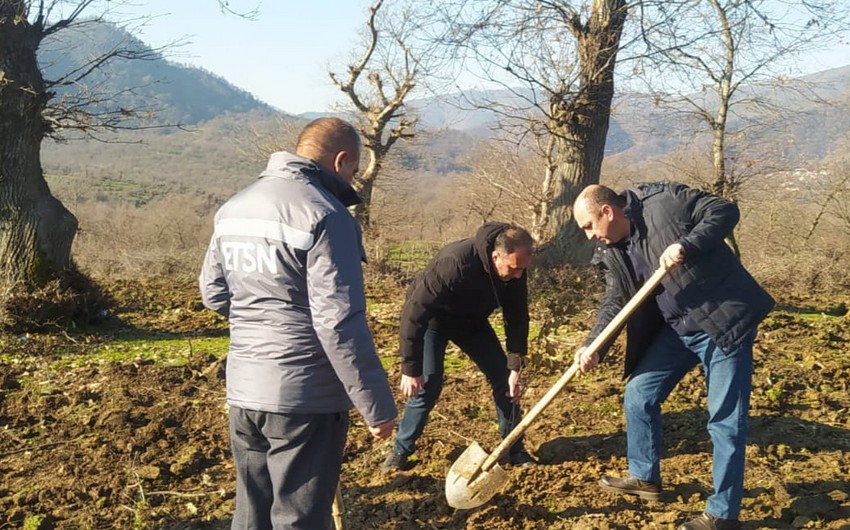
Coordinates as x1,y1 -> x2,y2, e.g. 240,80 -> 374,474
502,274 -> 530,370
398,256 -> 462,377
582,251 -> 628,362
198,233 -> 231,318
672,183 -> 740,258
306,211 -> 397,427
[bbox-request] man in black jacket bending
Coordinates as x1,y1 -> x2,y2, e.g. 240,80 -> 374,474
382,223 -> 537,472
572,182 -> 774,530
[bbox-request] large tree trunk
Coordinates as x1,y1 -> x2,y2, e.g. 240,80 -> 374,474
0,4 -> 77,287
352,144 -> 383,230
538,0 -> 627,265
352,173 -> 375,229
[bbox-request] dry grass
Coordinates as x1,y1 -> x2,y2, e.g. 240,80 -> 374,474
72,193 -> 216,281
0,269 -> 107,332
63,182 -> 849,309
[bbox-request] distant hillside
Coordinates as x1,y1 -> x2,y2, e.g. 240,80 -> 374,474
611,65 -> 850,167
39,20 -> 273,126
37,20 -> 850,206
42,109 -> 288,208
411,65 -> 850,167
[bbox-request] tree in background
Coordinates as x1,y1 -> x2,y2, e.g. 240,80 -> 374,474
0,1 -> 167,321
330,0 -> 429,229
426,0 -> 629,264
631,0 -> 850,255
805,152 -> 850,243
458,141 -> 547,239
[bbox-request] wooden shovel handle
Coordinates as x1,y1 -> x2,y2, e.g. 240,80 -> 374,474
480,266 -> 669,471
332,484 -> 344,530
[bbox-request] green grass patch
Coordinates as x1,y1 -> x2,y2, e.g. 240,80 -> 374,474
22,514 -> 47,530
773,303 -> 847,320
378,353 -> 398,371
366,300 -> 399,319
444,350 -> 471,373
527,320 -> 542,342
385,241 -> 439,271
50,335 -> 229,369
488,315 -> 543,343
45,173 -> 169,205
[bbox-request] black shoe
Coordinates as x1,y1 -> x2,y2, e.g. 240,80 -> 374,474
381,451 -> 410,473
678,513 -> 740,530
598,473 -> 661,501
508,451 -> 537,467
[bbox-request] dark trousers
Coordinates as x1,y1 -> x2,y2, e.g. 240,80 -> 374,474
393,324 -> 524,457
229,407 -> 349,530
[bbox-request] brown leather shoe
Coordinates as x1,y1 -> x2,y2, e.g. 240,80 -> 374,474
598,474 -> 661,500
678,512 -> 741,530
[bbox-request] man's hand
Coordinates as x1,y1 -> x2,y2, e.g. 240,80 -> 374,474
368,419 -> 396,440
574,346 -> 599,374
659,243 -> 685,270
507,369 -> 523,404
400,374 -> 425,399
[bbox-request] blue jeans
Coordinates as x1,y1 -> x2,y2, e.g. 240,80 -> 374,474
624,326 -> 754,520
393,325 -> 525,458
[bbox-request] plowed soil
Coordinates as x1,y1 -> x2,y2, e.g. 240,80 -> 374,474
1,276 -> 848,529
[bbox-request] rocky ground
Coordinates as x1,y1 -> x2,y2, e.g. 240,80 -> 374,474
1,274 -> 848,529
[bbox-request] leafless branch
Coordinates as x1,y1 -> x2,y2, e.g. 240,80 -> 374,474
217,0 -> 261,20
328,0 -> 428,227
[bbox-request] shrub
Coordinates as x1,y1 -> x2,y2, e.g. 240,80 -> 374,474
0,268 -> 108,333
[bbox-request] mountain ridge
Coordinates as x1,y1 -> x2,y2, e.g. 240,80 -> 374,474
37,22 -> 850,202
39,20 -> 275,126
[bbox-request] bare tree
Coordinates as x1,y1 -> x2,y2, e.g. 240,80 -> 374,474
805,154 -> 850,242
631,0 -> 850,253
424,0 -> 630,264
235,116 -> 303,163
215,0 -> 260,19
330,0 -> 428,228
0,1 -> 174,292
458,140 -> 550,239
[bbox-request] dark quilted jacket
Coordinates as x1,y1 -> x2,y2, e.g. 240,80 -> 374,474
584,181 -> 775,378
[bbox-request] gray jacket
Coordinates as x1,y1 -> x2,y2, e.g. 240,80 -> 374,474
199,151 -> 397,427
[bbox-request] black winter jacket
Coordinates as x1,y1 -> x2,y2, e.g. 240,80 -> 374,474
399,223 -> 530,377
584,181 -> 775,379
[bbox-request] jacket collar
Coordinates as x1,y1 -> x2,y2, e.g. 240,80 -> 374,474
622,189 -> 648,242
261,151 -> 362,207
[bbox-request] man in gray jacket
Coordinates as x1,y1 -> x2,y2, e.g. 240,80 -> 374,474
199,117 -> 397,530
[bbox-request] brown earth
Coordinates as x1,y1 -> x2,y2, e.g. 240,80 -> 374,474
1,274 -> 848,529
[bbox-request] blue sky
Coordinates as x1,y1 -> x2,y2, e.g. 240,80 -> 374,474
109,0 -> 373,114
107,0 -> 850,115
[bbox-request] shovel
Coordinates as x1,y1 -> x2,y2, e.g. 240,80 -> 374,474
332,484 -> 344,529
445,266 -> 669,509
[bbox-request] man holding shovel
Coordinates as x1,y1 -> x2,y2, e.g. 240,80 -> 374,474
200,117 -> 397,529
572,182 -> 774,530
382,223 -> 537,473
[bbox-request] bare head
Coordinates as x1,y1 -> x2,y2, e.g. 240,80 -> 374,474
573,184 -> 630,244
491,226 -> 534,281
295,117 -> 362,183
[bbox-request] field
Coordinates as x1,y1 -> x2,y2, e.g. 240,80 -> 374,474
1,272 -> 849,530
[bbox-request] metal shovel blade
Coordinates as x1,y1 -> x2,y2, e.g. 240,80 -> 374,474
445,441 -> 508,509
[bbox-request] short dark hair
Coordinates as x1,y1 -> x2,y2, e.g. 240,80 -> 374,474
494,225 -> 534,255
295,117 -> 361,159
581,184 -> 626,210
